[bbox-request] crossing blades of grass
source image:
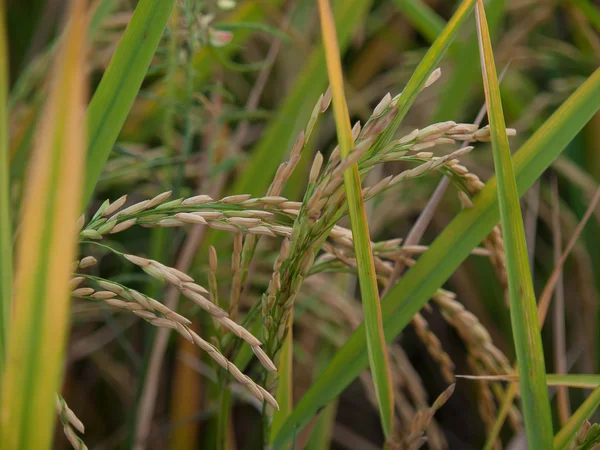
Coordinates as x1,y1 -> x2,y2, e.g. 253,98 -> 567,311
0,0 -> 11,371
319,0 -> 394,439
271,63 -> 600,450
554,386 -> 600,449
368,0 -> 476,157
431,0 -> 504,123
83,0 -> 176,206
0,2 -> 87,449
474,0 -> 553,447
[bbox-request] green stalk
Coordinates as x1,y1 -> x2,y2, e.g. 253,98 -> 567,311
474,1 -> 553,447
217,387 -> 232,450
271,315 -> 294,442
318,0 -> 394,438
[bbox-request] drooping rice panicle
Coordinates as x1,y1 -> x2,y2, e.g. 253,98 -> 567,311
70,276 -> 278,405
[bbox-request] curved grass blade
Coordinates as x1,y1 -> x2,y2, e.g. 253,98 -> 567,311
554,386 -> 600,450
272,64 -> 600,450
474,1 -> 553,447
83,0 -> 176,205
318,0 -> 394,438
0,0 -> 11,370
0,2 -> 87,448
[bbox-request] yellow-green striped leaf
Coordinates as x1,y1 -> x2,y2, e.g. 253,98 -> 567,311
0,2 -> 87,448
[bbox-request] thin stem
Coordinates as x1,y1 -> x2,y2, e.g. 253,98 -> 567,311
551,176 -> 570,425
217,387 -> 232,450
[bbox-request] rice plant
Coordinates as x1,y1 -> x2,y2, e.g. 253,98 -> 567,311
2,0 -> 600,449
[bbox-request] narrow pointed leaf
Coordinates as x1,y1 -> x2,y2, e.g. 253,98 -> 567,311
0,2 -> 87,449
318,0 -> 394,438
475,1 -> 553,447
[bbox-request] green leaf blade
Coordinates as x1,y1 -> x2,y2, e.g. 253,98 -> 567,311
84,0 -> 176,206
474,1 -> 553,447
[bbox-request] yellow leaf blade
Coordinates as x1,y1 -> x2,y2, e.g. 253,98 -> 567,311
0,1 -> 87,449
